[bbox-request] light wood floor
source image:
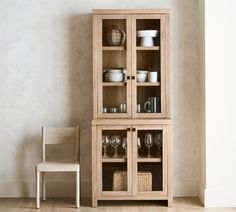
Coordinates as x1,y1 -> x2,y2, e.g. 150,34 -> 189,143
0,198 -> 235,212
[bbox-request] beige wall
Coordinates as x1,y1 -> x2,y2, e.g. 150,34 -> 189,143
198,0 -> 206,204
0,0 -> 200,197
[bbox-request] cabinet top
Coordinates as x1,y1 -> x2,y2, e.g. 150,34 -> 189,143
92,9 -> 170,15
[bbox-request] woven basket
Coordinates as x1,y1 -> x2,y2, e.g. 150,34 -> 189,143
113,171 -> 152,191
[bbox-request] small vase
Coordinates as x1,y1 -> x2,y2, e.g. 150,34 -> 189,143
107,25 -> 126,46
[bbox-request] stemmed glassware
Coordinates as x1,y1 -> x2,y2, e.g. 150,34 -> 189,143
102,135 -> 110,158
111,135 -> 121,158
145,133 -> 153,158
154,133 -> 162,157
137,137 -> 141,158
122,137 -> 127,158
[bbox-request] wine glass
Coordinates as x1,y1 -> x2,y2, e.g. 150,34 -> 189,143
122,137 -> 127,158
154,133 -> 162,157
102,135 -> 110,158
145,133 -> 153,158
137,137 -> 141,158
111,135 -> 121,158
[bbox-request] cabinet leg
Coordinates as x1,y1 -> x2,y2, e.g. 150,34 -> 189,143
92,197 -> 97,207
168,197 -> 173,207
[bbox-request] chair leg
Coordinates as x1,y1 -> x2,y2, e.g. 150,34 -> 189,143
36,169 -> 40,209
42,172 -> 46,201
76,171 -> 80,208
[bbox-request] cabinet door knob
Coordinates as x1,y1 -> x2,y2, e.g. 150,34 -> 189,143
127,76 -> 130,80
132,128 -> 136,132
132,76 -> 135,80
127,128 -> 131,131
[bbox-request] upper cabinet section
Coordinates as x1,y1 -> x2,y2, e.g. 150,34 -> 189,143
93,10 -> 170,119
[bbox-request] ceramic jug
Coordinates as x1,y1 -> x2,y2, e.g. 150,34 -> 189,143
107,25 -> 126,46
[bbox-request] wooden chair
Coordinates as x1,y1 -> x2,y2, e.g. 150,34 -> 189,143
35,126 -> 80,209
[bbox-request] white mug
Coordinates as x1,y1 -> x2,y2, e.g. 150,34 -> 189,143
148,72 -> 158,82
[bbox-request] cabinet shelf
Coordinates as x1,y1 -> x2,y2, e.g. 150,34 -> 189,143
102,82 -> 126,86
103,46 -> 125,51
137,82 -> 160,86
102,158 -> 126,163
136,46 -> 160,51
137,158 -> 162,163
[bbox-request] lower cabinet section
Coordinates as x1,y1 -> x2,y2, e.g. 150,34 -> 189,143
92,119 -> 172,206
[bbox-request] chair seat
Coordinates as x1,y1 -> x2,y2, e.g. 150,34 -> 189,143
36,161 -> 80,172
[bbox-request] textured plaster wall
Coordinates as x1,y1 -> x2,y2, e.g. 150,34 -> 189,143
0,0 -> 200,197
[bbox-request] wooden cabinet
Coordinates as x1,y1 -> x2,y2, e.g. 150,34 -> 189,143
92,9 -> 172,207
93,10 -> 170,119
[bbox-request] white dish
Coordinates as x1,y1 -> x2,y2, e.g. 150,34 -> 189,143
137,73 -> 147,82
106,69 -> 123,73
104,73 -> 123,82
105,73 -> 123,77
137,30 -> 158,38
137,70 -> 148,74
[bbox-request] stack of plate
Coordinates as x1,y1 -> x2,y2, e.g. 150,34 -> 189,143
104,69 -> 124,82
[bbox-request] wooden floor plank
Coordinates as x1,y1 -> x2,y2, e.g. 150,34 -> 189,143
0,198 -> 235,212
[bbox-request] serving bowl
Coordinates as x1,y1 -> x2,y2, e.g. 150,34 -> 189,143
137,30 -> 159,47
137,73 -> 147,82
137,30 -> 158,38
137,70 -> 149,74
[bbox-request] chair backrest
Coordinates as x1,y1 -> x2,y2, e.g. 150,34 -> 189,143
42,126 -> 80,162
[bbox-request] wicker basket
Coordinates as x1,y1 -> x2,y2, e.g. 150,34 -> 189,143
113,171 -> 152,191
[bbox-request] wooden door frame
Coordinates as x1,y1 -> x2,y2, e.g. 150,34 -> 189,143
132,124 -> 169,197
96,14 -> 132,119
96,125 -> 133,197
131,14 -> 169,119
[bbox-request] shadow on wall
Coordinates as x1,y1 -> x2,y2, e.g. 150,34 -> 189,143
68,13 -> 93,198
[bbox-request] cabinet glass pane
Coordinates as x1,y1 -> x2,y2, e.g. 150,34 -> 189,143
137,86 -> 161,113
136,129 -> 163,192
101,18 -> 128,115
136,19 -> 160,47
101,130 -> 128,192
102,19 -> 126,47
135,18 -> 162,115
103,86 -> 127,113
103,51 -> 126,69
137,163 -> 162,192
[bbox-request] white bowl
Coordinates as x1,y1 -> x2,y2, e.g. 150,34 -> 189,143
137,73 -> 147,82
137,70 -> 149,74
137,30 -> 158,38
106,69 -> 123,73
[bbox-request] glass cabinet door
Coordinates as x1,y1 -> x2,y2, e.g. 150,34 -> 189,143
97,15 -> 132,118
132,125 -> 168,196
131,15 -> 168,118
97,126 -> 132,197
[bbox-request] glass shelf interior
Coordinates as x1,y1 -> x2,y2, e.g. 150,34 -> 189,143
137,50 -> 160,71
136,129 -> 163,192
101,129 -> 128,192
137,130 -> 163,158
103,86 -> 127,113
103,50 -> 126,71
102,163 -> 127,191
137,162 -> 162,192
101,130 -> 127,158
137,86 -> 161,114
136,19 -> 160,47
102,19 -> 127,47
